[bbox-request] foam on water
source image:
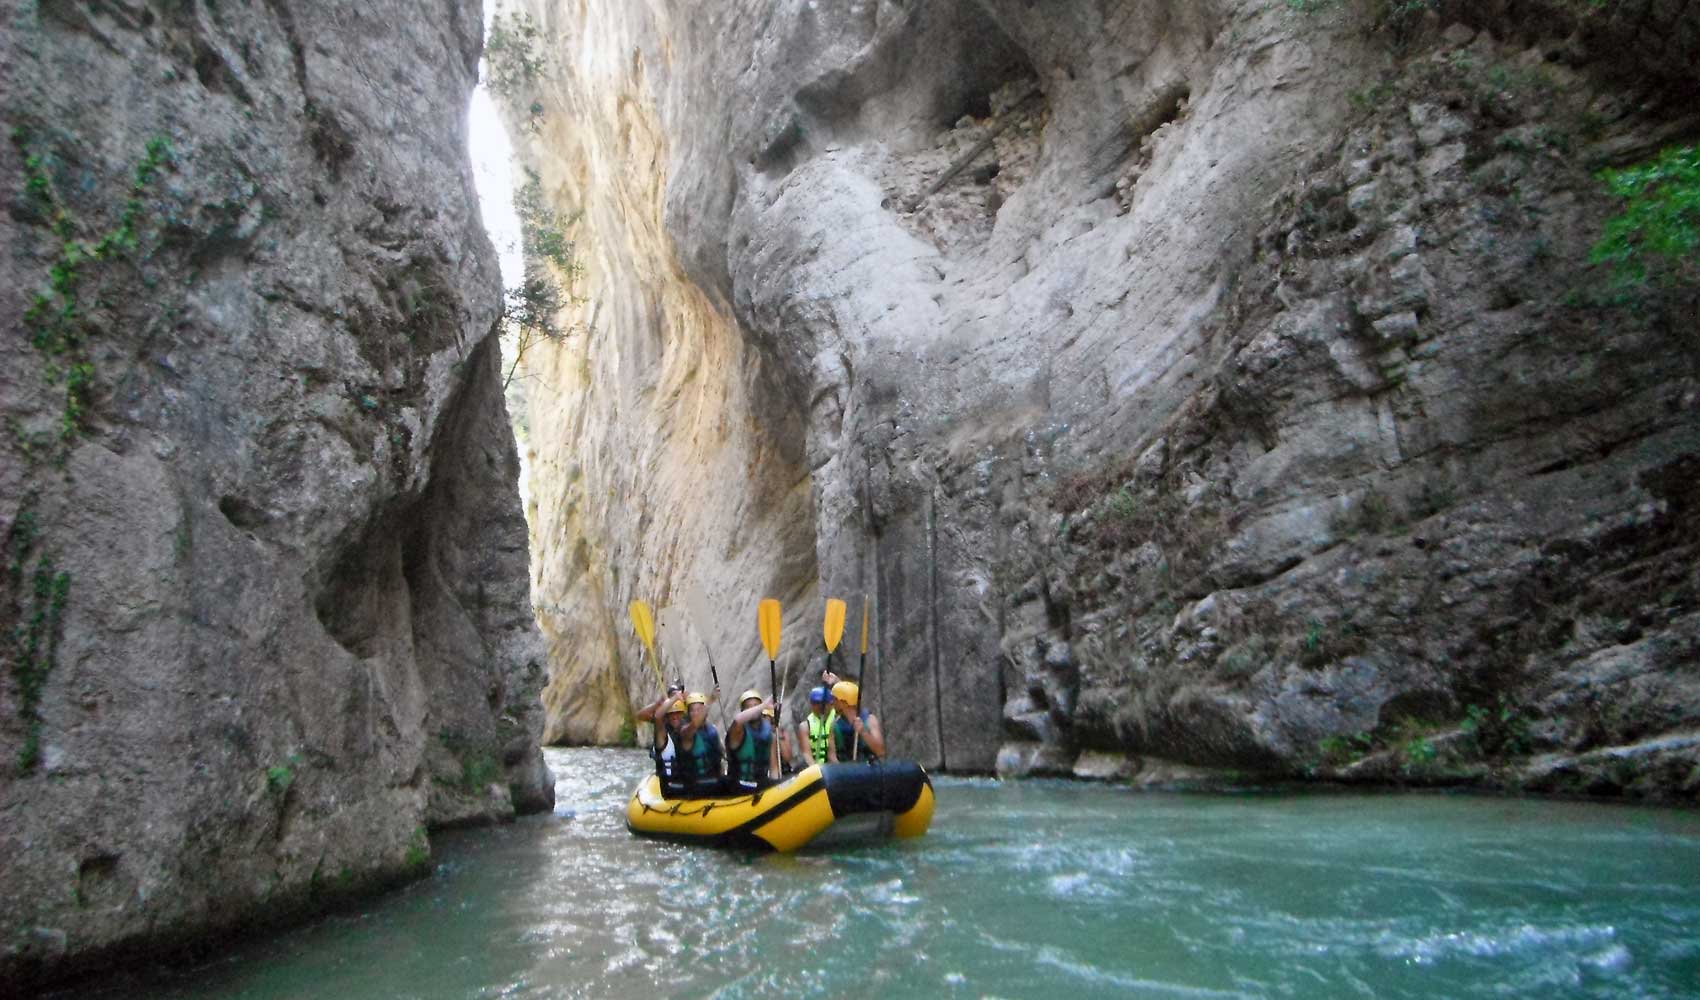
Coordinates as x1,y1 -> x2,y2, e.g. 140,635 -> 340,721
1377,922 -> 1620,963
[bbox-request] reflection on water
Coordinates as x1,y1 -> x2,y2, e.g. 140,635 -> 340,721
62,748 -> 1700,999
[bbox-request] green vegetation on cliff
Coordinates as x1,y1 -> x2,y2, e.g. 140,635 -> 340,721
1592,143 -> 1700,286
7,131 -> 173,774
485,12 -> 549,134
8,506 -> 69,773
13,129 -> 173,449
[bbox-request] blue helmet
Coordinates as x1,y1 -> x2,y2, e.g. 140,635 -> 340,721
808,686 -> 829,704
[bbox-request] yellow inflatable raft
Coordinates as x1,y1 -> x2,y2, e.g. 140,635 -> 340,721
626,761 -> 935,851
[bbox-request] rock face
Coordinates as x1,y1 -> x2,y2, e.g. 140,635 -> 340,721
511,0 -> 1698,798
0,0 -> 550,987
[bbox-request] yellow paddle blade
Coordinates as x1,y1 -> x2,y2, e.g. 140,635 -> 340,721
758,598 -> 782,661
628,600 -> 658,661
860,597 -> 870,655
823,598 -> 847,653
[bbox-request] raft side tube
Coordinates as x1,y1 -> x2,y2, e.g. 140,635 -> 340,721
626,766 -> 834,850
820,760 -> 930,817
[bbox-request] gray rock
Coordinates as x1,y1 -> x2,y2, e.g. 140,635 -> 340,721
1408,103 -> 1472,148
1072,750 -> 1140,782
1371,311 -> 1421,344
1441,24 -> 1478,47
996,741 -> 1078,778
1,1 -> 549,988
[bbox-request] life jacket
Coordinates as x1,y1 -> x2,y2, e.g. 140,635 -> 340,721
729,718 -> 774,789
832,710 -> 879,763
656,725 -> 688,796
689,724 -> 723,792
806,709 -> 838,763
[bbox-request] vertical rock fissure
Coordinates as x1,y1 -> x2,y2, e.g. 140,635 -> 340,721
928,486 -> 947,771
862,455 -> 882,722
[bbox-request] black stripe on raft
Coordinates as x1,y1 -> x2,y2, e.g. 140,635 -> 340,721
724,776 -> 826,839
625,775 -> 829,850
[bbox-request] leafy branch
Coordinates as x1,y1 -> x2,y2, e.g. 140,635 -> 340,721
514,169 -> 583,276
485,12 -> 548,103
502,276 -> 565,390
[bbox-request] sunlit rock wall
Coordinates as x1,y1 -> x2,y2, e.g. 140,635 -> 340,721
506,2 -> 826,745
510,0 -> 1699,798
0,0 -> 550,987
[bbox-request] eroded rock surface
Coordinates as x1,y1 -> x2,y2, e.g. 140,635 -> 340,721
508,0 -> 1698,800
0,0 -> 549,987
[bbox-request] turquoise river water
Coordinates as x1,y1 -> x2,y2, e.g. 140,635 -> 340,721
61,747 -> 1700,999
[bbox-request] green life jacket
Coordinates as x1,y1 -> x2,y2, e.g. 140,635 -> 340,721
730,719 -> 774,787
832,710 -> 879,763
680,724 -> 721,790
806,709 -> 838,763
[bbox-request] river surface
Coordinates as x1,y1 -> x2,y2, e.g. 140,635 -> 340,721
66,747 -> 1700,999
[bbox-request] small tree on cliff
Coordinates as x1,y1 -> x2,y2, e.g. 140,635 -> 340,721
502,274 -> 564,391
501,170 -> 586,392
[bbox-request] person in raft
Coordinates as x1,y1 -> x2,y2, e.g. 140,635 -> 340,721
725,690 -> 781,791
798,685 -> 838,769
682,691 -> 725,795
828,680 -> 884,763
635,682 -> 688,792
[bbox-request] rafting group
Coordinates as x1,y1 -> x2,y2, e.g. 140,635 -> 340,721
622,596 -> 934,851
636,673 -> 883,798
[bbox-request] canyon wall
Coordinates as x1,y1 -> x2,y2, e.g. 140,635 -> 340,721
0,0 -> 549,988
509,0 -> 1698,798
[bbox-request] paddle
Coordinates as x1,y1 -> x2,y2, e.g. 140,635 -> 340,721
853,596 -> 871,762
821,597 -> 848,760
628,600 -> 663,686
823,598 -> 846,658
771,657 -> 789,780
663,601 -> 723,729
758,599 -> 782,736
679,581 -> 721,690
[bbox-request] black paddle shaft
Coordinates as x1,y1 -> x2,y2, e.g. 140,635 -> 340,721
850,650 -> 866,762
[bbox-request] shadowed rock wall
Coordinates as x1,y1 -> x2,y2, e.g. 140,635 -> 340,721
511,0 -> 1698,798
0,0 -> 550,988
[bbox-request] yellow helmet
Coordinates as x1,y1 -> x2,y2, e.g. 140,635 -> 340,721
686,692 -> 708,706
666,699 -> 686,715
738,689 -> 763,706
831,680 -> 859,707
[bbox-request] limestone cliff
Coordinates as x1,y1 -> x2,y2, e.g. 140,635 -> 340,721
508,0 -> 1698,798
0,0 -> 549,988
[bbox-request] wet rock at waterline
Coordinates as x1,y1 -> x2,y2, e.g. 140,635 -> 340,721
505,0 -> 1700,795
0,0 -> 549,989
